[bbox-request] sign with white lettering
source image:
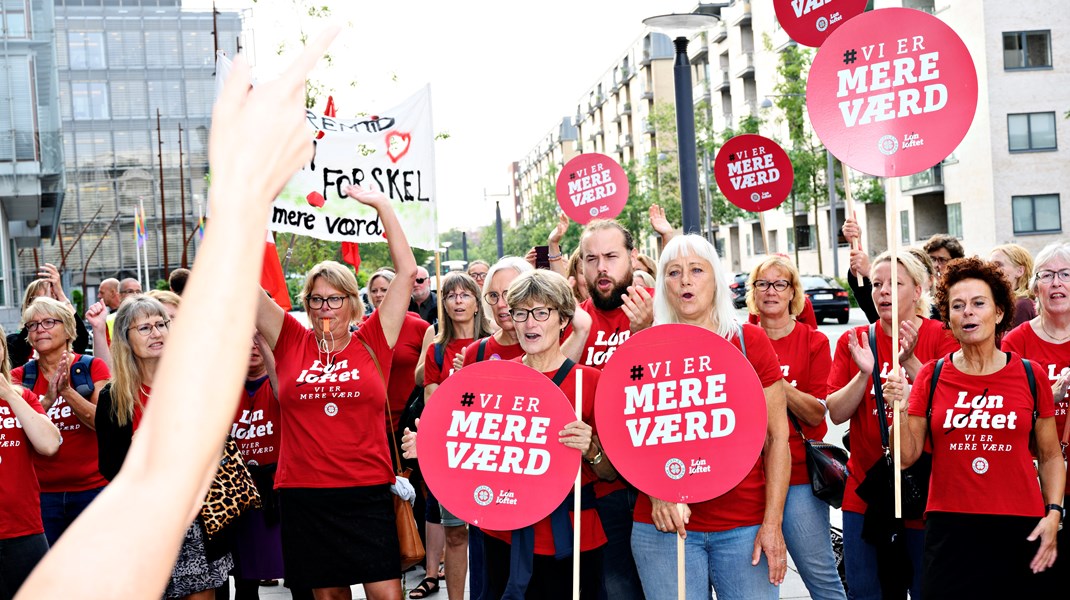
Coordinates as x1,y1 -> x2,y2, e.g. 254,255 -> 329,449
714,134 -> 794,212
417,360 -> 580,530
805,8 -> 978,177
556,153 -> 629,224
773,0 -> 867,48
594,325 -> 767,503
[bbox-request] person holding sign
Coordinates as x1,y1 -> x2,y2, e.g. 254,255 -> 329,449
826,251 -> 958,600
254,183 -> 415,599
630,235 -> 790,600
885,257 -> 1063,596
746,258 -> 846,600
481,269 -> 614,599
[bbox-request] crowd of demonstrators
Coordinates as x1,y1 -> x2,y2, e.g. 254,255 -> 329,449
12,297 -> 109,547
630,235 -> 789,600
827,250 -> 960,599
990,243 -> 1038,327
884,257 -> 1064,597
411,272 -> 491,600
747,257 -> 845,600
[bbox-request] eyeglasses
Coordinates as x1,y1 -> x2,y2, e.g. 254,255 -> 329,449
414,277 -> 428,284
130,320 -> 170,337
26,318 -> 62,332
445,292 -> 474,303
929,256 -> 951,265
753,279 -> 791,292
119,289 -> 141,296
469,272 -> 487,282
1036,269 -> 1070,284
483,290 -> 508,305
509,307 -> 556,322
307,295 -> 346,309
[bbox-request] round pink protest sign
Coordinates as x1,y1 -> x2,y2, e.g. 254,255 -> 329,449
806,7 -> 978,177
594,324 -> 768,503
714,134 -> 794,212
773,0 -> 867,48
555,153 -> 629,224
417,360 -> 580,531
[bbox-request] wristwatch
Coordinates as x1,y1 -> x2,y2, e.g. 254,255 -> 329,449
1046,504 -> 1065,530
585,449 -> 604,466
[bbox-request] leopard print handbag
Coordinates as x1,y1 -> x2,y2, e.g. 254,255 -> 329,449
199,437 -> 262,537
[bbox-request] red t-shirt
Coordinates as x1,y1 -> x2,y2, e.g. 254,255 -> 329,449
0,387 -> 47,538
377,312 -> 429,431
461,335 -> 525,366
768,324 -> 831,487
828,318 -> 959,515
272,311 -> 395,488
424,338 -> 474,387
908,354 -> 1054,517
13,355 -> 110,493
484,362 -> 607,554
634,324 -> 784,532
232,377 -> 281,466
1001,322 -> 1069,465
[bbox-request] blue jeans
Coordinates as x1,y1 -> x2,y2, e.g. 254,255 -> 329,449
469,526 -> 486,600
631,522 -> 777,600
783,485 -> 846,600
595,488 -> 645,600
0,533 -> 49,598
842,510 -> 924,600
40,487 -> 105,546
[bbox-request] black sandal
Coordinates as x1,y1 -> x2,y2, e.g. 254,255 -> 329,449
408,577 -> 440,599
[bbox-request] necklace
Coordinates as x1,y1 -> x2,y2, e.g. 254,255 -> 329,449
1040,317 -> 1070,343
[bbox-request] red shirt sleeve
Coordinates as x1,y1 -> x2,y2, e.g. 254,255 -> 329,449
828,327 -> 861,392
1030,359 -> 1056,419
11,366 -> 23,385
907,360 -> 936,417
423,342 -> 441,387
799,297 -> 818,329
806,328 -> 832,399
89,356 -> 111,381
741,324 -> 784,387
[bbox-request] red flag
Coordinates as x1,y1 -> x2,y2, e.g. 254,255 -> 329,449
262,232 -> 292,311
324,95 -> 336,118
341,242 -> 361,272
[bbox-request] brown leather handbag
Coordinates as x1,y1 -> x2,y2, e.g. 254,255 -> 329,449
361,338 -> 426,570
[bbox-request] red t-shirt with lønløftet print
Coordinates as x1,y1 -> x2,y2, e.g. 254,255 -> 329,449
0,387 -> 48,538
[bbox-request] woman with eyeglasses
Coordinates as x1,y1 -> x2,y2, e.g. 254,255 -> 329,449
11,297 -> 109,547
0,324 -> 61,598
745,258 -> 845,600
252,184 -> 415,600
410,271 -> 492,600
466,260 -> 490,287
6,263 -> 90,369
1001,241 -> 1070,582
95,295 -> 234,599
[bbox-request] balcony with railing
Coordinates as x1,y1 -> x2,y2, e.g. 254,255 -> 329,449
900,164 -> 944,195
712,68 -> 731,92
711,21 -> 727,43
731,1 -> 752,27
735,51 -> 754,79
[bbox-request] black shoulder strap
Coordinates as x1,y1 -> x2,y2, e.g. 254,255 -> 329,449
927,357 -> 946,421
434,342 -> 445,369
551,358 -> 576,387
476,338 -> 489,362
22,360 -> 38,389
869,324 -> 891,449
1021,356 -> 1039,427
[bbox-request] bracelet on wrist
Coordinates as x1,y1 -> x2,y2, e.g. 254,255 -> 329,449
547,253 -> 563,260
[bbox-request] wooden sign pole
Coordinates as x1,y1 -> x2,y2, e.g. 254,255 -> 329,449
572,369 -> 584,600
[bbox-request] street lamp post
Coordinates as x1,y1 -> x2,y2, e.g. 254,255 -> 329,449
644,13 -> 719,236
442,241 -> 452,263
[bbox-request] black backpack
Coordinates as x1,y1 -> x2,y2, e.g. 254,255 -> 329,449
21,354 -> 96,399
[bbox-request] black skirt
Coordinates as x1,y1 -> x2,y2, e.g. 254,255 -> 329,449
278,485 -> 400,588
923,512 -> 1058,599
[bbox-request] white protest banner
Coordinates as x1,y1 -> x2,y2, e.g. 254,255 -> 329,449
270,85 -> 438,249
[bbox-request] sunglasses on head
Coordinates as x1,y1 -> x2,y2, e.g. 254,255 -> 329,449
415,277 -> 428,284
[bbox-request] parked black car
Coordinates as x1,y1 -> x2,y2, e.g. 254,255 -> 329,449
730,273 -> 748,309
801,275 -> 850,324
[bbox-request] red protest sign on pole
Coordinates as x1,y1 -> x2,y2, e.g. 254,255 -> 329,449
805,8 -> 978,177
556,153 -> 629,224
714,134 -> 794,213
773,0 -> 867,48
417,360 -> 581,531
593,324 -> 768,504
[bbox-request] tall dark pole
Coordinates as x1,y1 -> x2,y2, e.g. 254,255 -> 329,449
672,37 -> 701,235
495,200 -> 504,260
462,232 -> 469,263
827,150 -> 839,278
178,123 -> 188,268
156,109 -> 169,275
212,2 -> 219,57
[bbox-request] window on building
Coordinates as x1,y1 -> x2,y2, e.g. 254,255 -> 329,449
1012,194 -> 1061,234
145,30 -> 181,68
1003,31 -> 1051,69
946,203 -> 962,238
1008,112 -> 1057,151
107,30 -> 146,68
900,210 -> 910,244
111,80 -> 148,119
148,80 -> 184,118
0,56 -> 37,161
2,0 -> 29,39
793,215 -> 812,250
69,31 -> 107,70
71,82 -> 110,120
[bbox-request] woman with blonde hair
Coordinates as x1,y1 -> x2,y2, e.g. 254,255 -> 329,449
746,256 -> 844,599
12,297 -> 109,547
7,263 -> 90,368
990,243 -> 1037,327
147,289 -> 182,322
94,295 -> 233,599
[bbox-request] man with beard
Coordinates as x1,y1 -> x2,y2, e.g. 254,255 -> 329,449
573,219 -> 652,600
